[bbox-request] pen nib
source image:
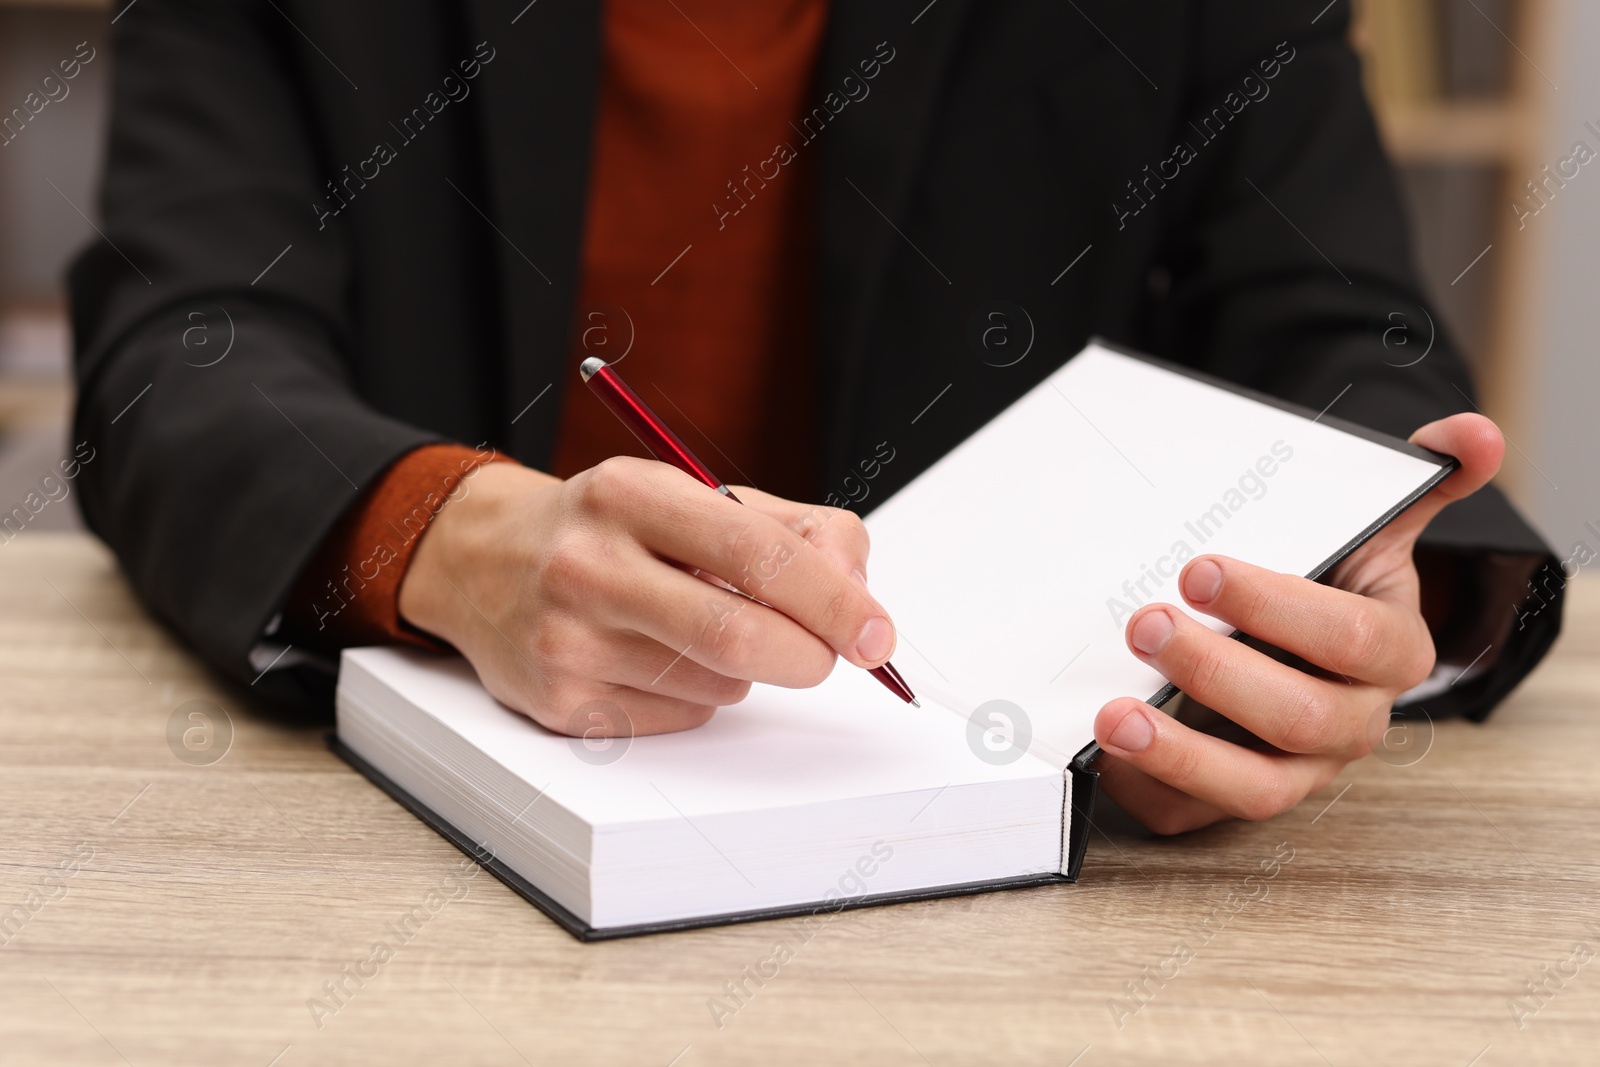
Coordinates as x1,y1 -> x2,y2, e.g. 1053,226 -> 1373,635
910,698 -> 922,708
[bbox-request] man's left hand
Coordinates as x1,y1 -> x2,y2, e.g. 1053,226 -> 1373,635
1093,413 -> 1505,834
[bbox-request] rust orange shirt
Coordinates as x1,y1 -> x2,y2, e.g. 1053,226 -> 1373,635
284,1 -> 829,648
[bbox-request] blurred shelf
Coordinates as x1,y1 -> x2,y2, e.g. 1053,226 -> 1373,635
1352,0 -> 1557,492
0,301 -> 71,388
1377,101 -> 1531,163
0,381 -> 72,429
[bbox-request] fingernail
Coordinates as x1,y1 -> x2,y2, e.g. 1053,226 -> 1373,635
850,567 -> 869,592
1184,559 -> 1223,604
1130,609 -> 1175,655
1107,709 -> 1153,753
855,616 -> 894,663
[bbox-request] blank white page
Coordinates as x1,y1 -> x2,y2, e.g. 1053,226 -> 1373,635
343,647 -> 1061,827
862,343 -> 1449,763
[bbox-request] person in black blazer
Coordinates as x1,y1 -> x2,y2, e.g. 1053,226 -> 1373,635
69,0 -> 1562,833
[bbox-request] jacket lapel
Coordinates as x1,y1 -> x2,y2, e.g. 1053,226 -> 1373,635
463,0 -> 604,464
460,0 -> 969,473
812,0 -> 972,481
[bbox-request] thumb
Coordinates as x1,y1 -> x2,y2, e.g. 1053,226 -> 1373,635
1381,412 -> 1504,549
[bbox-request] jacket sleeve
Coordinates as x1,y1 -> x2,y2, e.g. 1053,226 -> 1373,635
1146,0 -> 1562,720
278,443 -> 511,650
69,0 -> 438,703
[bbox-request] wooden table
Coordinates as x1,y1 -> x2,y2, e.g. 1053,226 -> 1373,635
1,533 -> 1595,1066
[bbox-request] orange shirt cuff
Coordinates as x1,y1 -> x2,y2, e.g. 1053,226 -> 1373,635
281,443 -> 515,650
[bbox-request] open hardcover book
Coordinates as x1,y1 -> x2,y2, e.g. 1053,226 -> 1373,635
334,340 -> 1455,939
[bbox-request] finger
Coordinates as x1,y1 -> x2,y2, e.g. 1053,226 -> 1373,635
598,630 -> 754,708
733,486 -> 873,584
557,687 -> 716,737
1178,556 -> 1434,689
602,552 -> 840,688
1124,604 -> 1378,756
1094,696 -> 1344,821
586,462 -> 895,669
1381,413 -> 1504,550
1093,751 -> 1230,836
477,660 -> 717,738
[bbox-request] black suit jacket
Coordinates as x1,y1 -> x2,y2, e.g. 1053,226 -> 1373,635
69,0 -> 1562,717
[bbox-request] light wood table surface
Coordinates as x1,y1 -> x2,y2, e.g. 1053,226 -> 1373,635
1,533 -> 1595,1066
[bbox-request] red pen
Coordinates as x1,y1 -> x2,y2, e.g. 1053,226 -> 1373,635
579,356 -> 921,707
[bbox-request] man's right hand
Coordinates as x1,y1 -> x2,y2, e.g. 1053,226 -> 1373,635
396,457 -> 899,737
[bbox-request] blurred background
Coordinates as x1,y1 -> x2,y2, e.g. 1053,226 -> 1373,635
0,0 -> 1594,556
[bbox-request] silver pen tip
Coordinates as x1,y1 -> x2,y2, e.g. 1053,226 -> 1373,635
579,356 -> 606,382
910,698 -> 922,708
